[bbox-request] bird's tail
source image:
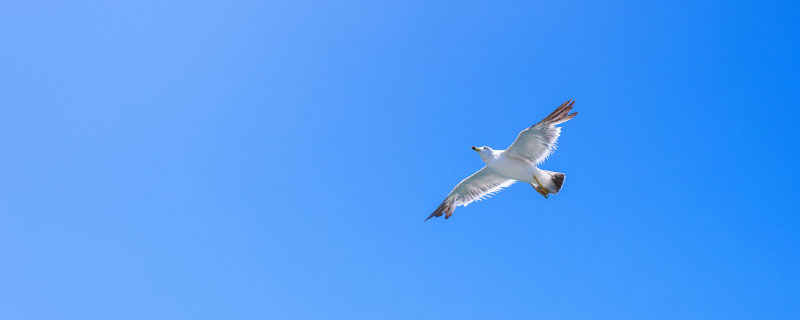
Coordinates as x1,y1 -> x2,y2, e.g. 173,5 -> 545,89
533,169 -> 566,195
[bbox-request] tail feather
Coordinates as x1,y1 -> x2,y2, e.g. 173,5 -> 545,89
534,169 -> 566,195
548,171 -> 565,193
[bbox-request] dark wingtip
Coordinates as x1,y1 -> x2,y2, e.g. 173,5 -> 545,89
534,100 -> 577,127
427,199 -> 455,222
426,203 -> 444,222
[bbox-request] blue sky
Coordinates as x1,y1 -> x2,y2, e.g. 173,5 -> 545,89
2,0 -> 799,319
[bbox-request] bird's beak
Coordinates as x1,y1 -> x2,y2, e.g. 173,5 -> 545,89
471,146 -> 479,152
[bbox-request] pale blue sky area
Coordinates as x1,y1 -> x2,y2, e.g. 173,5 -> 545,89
1,1 -> 799,319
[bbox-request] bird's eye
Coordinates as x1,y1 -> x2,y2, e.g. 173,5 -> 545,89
483,147 -> 488,151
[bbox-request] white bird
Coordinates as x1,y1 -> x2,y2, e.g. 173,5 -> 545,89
426,100 -> 578,221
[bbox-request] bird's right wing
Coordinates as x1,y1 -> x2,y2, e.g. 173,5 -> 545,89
426,167 -> 515,221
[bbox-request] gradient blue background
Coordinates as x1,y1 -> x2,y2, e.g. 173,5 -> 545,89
2,0 -> 799,319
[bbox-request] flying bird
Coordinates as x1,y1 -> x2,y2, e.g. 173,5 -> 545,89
426,100 -> 578,221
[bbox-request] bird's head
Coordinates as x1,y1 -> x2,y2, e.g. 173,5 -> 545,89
471,146 -> 494,162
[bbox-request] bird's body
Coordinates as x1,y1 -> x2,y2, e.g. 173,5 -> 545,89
426,100 -> 577,221
478,149 -> 539,183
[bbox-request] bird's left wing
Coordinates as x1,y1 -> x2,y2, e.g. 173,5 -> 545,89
505,100 -> 577,165
426,167 -> 515,221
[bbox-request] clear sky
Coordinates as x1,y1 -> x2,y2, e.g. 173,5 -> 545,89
2,0 -> 799,319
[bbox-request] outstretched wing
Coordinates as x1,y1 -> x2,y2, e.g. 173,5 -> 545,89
505,100 -> 577,165
426,167 -> 515,221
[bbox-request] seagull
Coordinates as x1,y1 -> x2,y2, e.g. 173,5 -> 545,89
426,100 -> 578,221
